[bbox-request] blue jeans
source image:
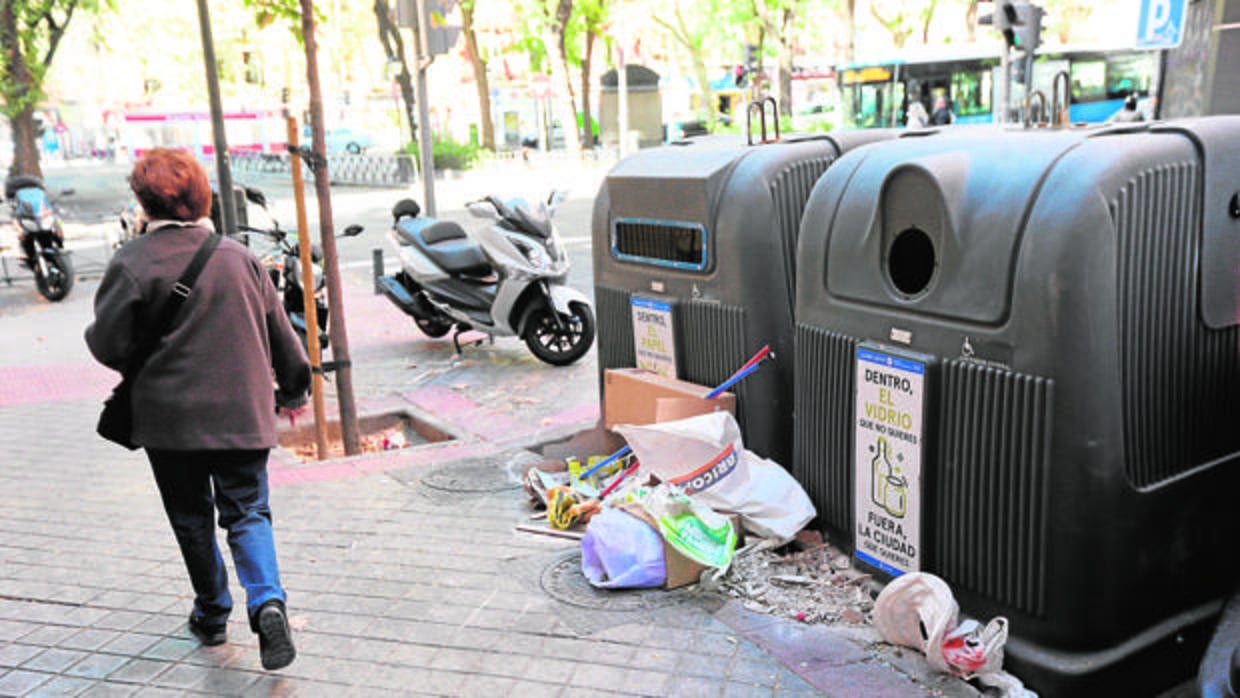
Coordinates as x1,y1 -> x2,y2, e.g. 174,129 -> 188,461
147,449 -> 286,629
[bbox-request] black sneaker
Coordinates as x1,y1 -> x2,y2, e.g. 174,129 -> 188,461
188,614 -> 227,646
255,600 -> 296,671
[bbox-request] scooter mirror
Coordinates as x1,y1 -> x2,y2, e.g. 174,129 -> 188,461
342,224 -> 364,237
244,187 -> 268,208
547,189 -> 568,208
466,200 -> 495,218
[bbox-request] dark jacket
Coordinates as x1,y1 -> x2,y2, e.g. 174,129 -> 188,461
86,222 -> 310,450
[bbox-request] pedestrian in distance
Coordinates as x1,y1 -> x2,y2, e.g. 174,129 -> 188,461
905,83 -> 929,129
85,147 -> 309,671
931,95 -> 955,126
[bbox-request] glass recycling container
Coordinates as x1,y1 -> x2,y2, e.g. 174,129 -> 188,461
792,118 -> 1240,697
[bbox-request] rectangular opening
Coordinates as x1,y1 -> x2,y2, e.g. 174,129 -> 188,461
612,218 -> 709,271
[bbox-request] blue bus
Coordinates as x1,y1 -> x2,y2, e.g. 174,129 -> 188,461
836,47 -> 1159,128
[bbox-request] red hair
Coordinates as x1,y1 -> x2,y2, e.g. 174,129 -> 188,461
129,148 -> 211,222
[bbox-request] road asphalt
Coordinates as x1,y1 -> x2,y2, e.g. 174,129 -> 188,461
0,157 -> 987,697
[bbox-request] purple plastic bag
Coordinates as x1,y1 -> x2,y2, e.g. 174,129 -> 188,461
580,508 -> 667,589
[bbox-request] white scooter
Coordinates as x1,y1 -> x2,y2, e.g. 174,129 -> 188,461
374,192 -> 595,366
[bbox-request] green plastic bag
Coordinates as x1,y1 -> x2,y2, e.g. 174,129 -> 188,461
643,484 -> 737,569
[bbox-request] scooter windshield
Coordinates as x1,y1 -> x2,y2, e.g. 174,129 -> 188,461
511,202 -> 551,239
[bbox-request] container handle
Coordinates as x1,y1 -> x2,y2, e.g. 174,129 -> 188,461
746,97 -> 781,146
1024,90 -> 1048,129
1052,71 -> 1071,127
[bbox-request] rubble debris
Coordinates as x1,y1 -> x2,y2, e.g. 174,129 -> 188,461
712,535 -> 877,626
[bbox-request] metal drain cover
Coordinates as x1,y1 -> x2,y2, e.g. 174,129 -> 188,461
540,549 -> 698,611
419,453 -> 535,493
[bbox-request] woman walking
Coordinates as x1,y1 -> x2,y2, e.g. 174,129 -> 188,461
86,148 -> 309,671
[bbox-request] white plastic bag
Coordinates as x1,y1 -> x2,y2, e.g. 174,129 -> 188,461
614,411 -> 816,543
580,508 -> 666,589
874,572 -> 1031,696
873,572 -> 959,673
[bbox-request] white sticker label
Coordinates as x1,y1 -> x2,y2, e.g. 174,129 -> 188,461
854,347 -> 925,577
632,297 -> 677,378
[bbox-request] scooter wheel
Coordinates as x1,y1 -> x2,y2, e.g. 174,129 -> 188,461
35,253 -> 74,301
523,302 -> 595,366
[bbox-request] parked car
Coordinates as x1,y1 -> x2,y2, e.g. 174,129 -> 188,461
304,126 -> 373,154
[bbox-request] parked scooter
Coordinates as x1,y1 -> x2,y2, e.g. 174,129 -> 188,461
2,174 -> 74,301
233,186 -> 362,351
375,192 -> 595,366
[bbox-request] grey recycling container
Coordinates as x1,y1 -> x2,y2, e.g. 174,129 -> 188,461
793,118 -> 1240,697
591,129 -> 893,466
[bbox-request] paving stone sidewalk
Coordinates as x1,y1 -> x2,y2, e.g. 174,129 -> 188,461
0,175 -> 980,697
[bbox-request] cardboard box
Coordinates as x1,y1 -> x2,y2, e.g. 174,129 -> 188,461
603,368 -> 735,431
619,503 -> 707,589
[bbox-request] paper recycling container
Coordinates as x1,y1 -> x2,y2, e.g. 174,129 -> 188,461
591,130 -> 892,466
792,118 -> 1240,697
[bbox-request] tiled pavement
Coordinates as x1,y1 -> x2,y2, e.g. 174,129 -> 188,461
0,172 -> 980,697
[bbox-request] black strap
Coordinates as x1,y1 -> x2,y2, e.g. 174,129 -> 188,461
124,233 -> 221,379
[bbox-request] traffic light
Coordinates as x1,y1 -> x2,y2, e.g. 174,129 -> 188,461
1011,2 -> 1043,54
979,1 -> 1019,47
744,44 -> 759,76
734,64 -> 748,88
980,1 -> 1041,53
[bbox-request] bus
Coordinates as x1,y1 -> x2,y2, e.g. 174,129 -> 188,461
836,47 -> 1160,128
119,109 -> 286,159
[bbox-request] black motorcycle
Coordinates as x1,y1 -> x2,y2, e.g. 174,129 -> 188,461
232,186 -> 361,350
2,174 -> 75,301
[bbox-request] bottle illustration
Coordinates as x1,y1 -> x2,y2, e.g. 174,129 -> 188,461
870,436 -> 908,518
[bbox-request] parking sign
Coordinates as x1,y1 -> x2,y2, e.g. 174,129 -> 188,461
1136,0 -> 1187,49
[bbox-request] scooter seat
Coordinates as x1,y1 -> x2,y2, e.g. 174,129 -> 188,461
396,218 -> 491,276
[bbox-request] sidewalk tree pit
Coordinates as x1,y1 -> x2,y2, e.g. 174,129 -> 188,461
277,410 -> 452,462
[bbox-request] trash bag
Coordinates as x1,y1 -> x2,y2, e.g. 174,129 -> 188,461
614,411 -> 816,543
873,571 -> 959,673
874,572 -> 1034,697
580,508 -> 666,589
641,484 -> 737,569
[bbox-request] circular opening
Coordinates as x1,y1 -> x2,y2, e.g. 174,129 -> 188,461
888,227 -> 936,296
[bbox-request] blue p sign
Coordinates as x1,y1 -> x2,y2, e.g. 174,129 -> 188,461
1136,0 -> 1186,49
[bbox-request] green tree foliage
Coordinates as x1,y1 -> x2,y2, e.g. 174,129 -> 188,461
1,0 -> 112,176
651,0 -> 729,130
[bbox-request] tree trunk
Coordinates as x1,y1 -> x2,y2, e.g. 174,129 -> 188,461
460,1 -> 494,151
301,0 -> 361,456
0,0 -> 41,178
778,47 -> 792,117
580,31 -> 595,150
546,0 -> 581,153
11,104 -> 42,179
692,55 -> 715,132
374,0 -> 419,149
846,0 -> 856,63
776,8 -> 794,117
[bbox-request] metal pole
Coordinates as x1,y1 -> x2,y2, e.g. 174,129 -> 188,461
298,0 -> 361,456
414,0 -> 437,217
1000,47 -> 1012,125
286,115 -> 328,460
194,0 -> 235,235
